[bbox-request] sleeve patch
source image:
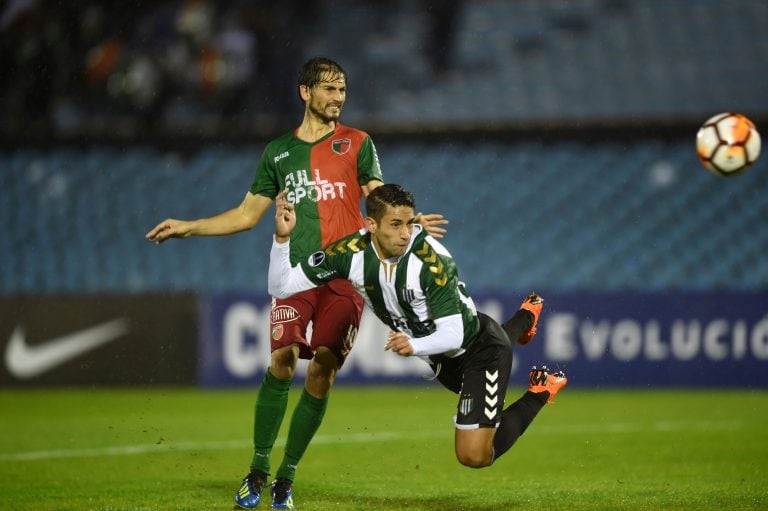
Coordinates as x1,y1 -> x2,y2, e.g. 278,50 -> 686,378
308,251 -> 326,267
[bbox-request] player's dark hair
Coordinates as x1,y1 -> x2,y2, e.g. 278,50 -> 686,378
298,57 -> 346,97
366,184 -> 416,222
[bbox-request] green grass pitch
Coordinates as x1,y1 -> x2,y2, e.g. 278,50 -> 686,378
1,385 -> 766,510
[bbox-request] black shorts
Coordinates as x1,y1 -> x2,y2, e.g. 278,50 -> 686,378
429,313 -> 513,429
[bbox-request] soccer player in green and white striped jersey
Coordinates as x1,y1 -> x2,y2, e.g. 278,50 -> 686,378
269,184 -> 567,469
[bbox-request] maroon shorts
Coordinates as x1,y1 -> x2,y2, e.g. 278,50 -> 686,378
269,279 -> 364,367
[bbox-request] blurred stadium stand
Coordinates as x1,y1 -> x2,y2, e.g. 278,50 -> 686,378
1,0 -> 767,295
1,0 -> 766,139
2,139 -> 767,295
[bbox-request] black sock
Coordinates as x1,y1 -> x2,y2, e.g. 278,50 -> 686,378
492,391 -> 547,461
502,309 -> 534,343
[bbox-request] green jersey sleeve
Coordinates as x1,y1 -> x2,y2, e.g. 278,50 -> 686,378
421,254 -> 463,320
357,137 -> 384,185
418,249 -> 480,349
250,153 -> 278,198
297,231 -> 363,286
250,137 -> 291,199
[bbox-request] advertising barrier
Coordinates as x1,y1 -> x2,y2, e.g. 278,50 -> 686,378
3,291 -> 765,387
0,294 -> 198,386
198,291 -> 768,388
538,291 -> 768,387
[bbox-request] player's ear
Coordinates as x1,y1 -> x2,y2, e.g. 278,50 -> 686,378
299,84 -> 311,102
365,216 -> 377,233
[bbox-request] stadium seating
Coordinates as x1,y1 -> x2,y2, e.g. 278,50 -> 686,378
315,0 -> 767,127
2,139 -> 767,295
1,1 -> 765,140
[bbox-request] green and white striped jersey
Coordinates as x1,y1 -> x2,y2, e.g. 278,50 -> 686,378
269,225 -> 481,357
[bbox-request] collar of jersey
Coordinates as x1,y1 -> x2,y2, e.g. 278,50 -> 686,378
292,123 -> 339,145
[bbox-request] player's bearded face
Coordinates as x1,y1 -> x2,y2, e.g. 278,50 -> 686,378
308,76 -> 346,123
369,206 -> 416,259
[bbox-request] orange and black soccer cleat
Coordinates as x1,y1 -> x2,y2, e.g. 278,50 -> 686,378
517,292 -> 543,345
529,366 -> 567,403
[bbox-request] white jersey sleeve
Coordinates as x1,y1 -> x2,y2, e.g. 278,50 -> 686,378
408,314 -> 464,356
268,237 -> 317,298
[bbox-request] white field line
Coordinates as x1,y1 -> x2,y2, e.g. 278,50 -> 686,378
0,432 -> 404,462
0,419 -> 742,462
529,418 -> 743,436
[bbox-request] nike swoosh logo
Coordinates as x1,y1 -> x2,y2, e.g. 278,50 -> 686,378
5,318 -> 130,379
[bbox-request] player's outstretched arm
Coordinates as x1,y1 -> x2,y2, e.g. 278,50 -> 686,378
145,217 -> 193,243
145,192 -> 272,244
416,213 -> 449,239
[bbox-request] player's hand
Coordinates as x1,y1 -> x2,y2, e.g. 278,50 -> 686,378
145,218 -> 192,244
415,213 -> 449,239
275,191 -> 295,243
385,330 -> 414,357
275,189 -> 292,210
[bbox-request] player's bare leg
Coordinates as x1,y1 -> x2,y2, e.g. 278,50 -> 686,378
269,344 -> 300,379
454,428 -> 496,468
304,346 -> 339,398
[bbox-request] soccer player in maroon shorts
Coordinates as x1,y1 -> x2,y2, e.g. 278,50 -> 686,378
146,57 -> 447,509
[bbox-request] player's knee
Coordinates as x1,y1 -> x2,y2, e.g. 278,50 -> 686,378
270,345 -> 299,379
455,447 -> 493,468
305,348 -> 339,397
312,347 -> 340,373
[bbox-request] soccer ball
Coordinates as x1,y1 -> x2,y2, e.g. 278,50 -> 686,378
696,113 -> 761,176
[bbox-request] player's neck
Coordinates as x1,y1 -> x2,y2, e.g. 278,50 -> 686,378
295,116 -> 336,143
371,237 -> 400,263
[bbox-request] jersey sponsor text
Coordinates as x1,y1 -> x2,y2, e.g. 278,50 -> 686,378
284,169 -> 348,204
271,305 -> 299,324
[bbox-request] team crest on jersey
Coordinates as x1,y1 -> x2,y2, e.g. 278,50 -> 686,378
331,138 -> 351,155
458,393 -> 473,416
271,324 -> 284,340
308,251 -> 326,267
